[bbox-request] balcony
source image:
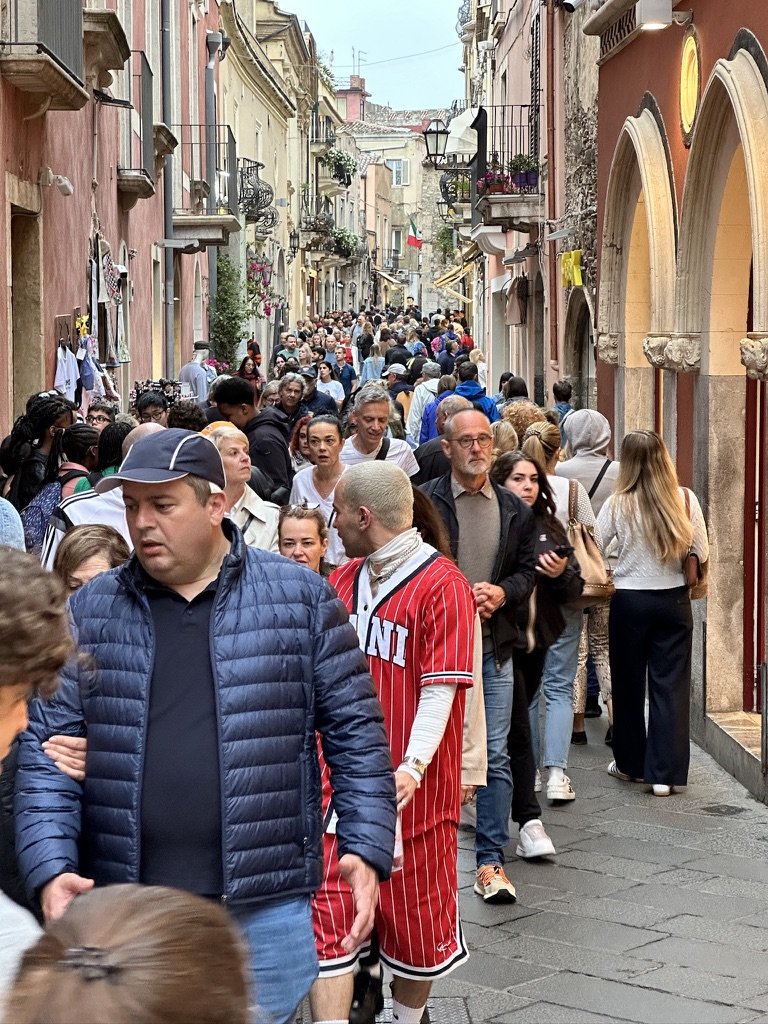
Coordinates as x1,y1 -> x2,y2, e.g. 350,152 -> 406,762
491,0 -> 505,39
83,7 -> 129,90
440,166 -> 473,225
300,194 -> 335,235
238,158 -> 274,224
475,104 -> 543,232
171,124 -> 240,248
310,113 -> 336,154
0,0 -> 88,110
116,51 -> 154,210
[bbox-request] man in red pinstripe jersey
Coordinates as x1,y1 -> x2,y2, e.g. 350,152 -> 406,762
308,462 -> 476,1024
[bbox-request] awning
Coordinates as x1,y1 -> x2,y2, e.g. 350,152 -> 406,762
445,107 -> 480,158
373,267 -> 402,286
440,285 -> 471,306
433,263 -> 472,290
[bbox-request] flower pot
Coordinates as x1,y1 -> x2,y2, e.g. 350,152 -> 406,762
487,183 -> 505,195
525,169 -> 539,188
513,172 -> 527,188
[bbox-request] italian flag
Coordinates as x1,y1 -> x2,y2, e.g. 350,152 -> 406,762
407,216 -> 423,249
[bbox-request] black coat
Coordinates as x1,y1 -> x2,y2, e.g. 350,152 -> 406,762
243,407 -> 293,496
413,437 -> 450,485
384,345 -> 411,367
420,473 -> 537,662
517,512 -> 584,650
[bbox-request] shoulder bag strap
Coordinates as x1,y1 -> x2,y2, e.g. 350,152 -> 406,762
568,478 -> 578,525
588,457 -> 612,500
375,437 -> 391,461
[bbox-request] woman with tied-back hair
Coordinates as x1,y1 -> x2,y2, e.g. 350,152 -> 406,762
521,420 -> 599,806
490,420 -> 518,464
1,394 -> 75,511
598,429 -> 708,797
289,415 -> 347,566
4,884 -> 250,1024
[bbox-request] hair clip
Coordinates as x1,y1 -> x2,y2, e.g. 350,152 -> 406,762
60,946 -> 120,982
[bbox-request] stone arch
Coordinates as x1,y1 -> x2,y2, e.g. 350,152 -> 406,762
563,286 -> 596,410
598,103 -> 677,362
597,102 -> 676,438
673,38 -> 768,721
677,43 -> 768,356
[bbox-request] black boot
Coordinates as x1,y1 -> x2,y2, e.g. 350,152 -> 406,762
348,970 -> 384,1024
584,695 -> 602,718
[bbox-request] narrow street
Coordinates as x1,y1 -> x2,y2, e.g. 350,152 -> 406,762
380,721 -> 768,1024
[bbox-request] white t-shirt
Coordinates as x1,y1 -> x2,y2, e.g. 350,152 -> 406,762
54,346 -> 79,401
41,487 -> 130,569
340,436 -> 419,477
317,379 -> 345,404
289,465 -> 348,567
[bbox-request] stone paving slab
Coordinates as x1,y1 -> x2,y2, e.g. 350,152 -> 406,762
507,971 -> 749,1023
492,1003 -> 622,1023
498,909 -> 663,953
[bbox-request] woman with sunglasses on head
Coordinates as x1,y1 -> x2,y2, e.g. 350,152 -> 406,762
597,430 -> 708,797
278,502 -> 331,576
289,415 -> 347,566
202,422 -> 279,552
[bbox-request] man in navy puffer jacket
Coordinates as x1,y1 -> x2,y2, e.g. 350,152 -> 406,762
14,430 -> 396,1024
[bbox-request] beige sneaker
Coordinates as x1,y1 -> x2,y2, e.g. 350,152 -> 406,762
474,864 -> 517,903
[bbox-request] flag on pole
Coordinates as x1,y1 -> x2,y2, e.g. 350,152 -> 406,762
406,216 -> 423,249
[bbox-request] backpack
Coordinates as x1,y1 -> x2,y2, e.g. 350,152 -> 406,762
21,470 -> 89,554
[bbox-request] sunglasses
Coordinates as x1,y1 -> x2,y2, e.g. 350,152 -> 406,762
281,501 -> 321,514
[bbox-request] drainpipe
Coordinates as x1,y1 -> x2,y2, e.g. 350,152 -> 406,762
205,33 -> 223,331
546,0 -> 559,366
162,0 -> 175,377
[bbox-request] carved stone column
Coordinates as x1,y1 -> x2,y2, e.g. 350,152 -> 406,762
597,332 -> 618,365
643,332 -> 701,372
642,334 -> 669,369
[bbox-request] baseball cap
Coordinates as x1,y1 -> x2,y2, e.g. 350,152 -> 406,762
96,428 -> 226,493
300,366 -> 317,379
382,363 -> 408,377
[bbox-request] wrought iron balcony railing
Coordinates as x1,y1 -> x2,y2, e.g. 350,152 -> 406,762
172,123 -> 238,218
300,194 -> 335,234
3,0 -> 85,82
310,114 -> 336,148
238,159 -> 274,223
481,103 -> 541,193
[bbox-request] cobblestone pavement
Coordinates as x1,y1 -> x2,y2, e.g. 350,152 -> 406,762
366,714 -> 768,1024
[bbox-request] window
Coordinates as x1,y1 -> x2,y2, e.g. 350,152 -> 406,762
392,229 -> 403,255
385,158 -> 410,187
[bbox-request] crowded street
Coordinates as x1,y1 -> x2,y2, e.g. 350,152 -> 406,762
1,0 -> 768,1022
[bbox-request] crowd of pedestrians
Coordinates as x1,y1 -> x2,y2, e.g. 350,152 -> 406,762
0,302 -> 709,1024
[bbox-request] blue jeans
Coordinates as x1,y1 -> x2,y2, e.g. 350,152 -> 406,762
476,653 -> 514,867
231,895 -> 318,1024
529,606 -> 583,770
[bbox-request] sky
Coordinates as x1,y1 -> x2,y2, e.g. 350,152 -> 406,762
284,0 -> 464,111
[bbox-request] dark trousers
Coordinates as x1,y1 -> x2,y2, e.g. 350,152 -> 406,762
608,587 -> 693,785
509,649 -> 545,827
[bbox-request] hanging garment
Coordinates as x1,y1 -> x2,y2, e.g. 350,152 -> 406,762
54,345 -> 79,402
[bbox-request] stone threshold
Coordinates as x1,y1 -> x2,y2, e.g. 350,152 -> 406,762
695,710 -> 768,805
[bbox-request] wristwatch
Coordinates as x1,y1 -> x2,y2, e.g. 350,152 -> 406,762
399,756 -> 428,782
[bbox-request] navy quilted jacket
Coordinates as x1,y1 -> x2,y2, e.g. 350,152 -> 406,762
15,523 -> 396,903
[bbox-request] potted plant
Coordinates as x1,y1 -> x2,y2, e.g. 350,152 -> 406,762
476,168 -> 513,195
330,227 -> 359,259
320,148 -> 358,185
510,154 -> 540,189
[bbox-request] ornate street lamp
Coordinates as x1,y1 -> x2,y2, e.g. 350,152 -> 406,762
289,228 -> 300,258
424,118 -> 449,167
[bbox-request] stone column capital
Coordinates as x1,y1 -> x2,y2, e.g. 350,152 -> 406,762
642,334 -> 670,369
740,334 -> 768,381
644,333 -> 701,372
597,332 -> 618,365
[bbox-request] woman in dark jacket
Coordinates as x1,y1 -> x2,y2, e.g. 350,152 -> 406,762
491,451 -> 583,825
234,356 -> 263,398
1,394 -> 74,511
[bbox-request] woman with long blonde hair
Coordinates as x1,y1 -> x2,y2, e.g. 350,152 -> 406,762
597,430 -> 708,796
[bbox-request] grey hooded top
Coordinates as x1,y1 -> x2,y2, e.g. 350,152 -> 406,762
556,409 -> 620,516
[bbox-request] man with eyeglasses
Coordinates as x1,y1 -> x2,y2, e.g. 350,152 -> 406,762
422,409 -> 542,904
136,392 -> 169,427
84,403 -> 115,434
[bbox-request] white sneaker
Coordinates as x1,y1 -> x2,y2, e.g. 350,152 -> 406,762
547,772 -> 576,802
652,784 -> 671,797
516,819 -> 556,858
534,768 -> 542,793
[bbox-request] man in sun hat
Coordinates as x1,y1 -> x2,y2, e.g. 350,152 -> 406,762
14,428 -> 396,1024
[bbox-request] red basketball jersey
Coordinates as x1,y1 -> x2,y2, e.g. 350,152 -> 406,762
329,548 -> 475,840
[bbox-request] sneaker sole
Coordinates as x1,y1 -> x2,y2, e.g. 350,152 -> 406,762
473,882 -> 517,903
516,842 -> 556,858
547,789 -> 576,802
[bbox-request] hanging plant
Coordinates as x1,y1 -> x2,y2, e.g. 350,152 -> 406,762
434,225 -> 456,265
320,147 -> 358,182
330,227 -> 360,258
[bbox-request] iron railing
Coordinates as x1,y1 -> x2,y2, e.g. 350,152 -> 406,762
381,250 -> 401,272
5,0 -> 84,82
238,158 -> 274,222
118,50 -> 153,181
440,166 -> 473,205
300,194 -> 335,234
477,104 -> 541,195
310,113 -> 336,147
171,124 -> 238,217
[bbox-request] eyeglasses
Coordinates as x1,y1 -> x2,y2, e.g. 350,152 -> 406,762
86,414 -> 112,424
282,501 -> 321,513
451,434 -> 494,450
139,410 -> 166,423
